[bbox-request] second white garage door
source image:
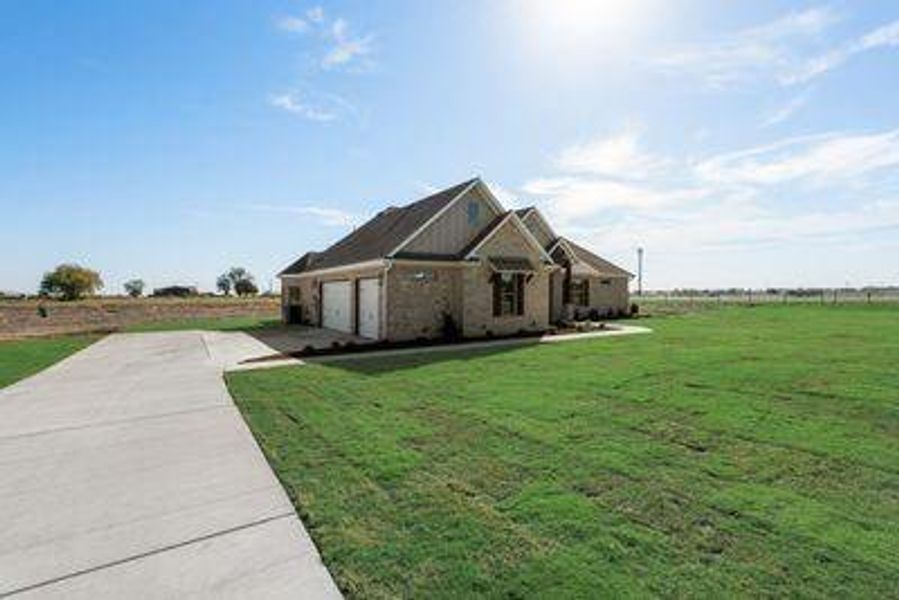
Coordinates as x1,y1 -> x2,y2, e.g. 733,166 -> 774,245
357,278 -> 380,339
321,281 -> 352,333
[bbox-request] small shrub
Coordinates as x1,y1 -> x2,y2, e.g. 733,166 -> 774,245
630,303 -> 640,316
588,308 -> 601,322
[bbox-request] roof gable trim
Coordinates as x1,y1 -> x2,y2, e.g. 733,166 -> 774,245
387,178 -> 499,258
465,212 -> 554,263
547,237 -> 577,261
524,208 -> 556,242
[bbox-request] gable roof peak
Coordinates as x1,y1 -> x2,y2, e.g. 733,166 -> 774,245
278,177 -> 481,276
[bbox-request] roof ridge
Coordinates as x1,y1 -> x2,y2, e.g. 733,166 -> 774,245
278,177 -> 479,275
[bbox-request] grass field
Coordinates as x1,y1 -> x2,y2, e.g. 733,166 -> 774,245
0,335 -> 98,389
228,305 -> 899,598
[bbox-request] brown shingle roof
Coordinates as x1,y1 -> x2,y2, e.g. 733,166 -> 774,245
563,238 -> 633,277
514,207 -> 534,218
277,251 -> 318,276
279,178 -> 477,275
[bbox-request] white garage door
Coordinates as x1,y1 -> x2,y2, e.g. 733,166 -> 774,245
321,281 -> 352,333
357,278 -> 380,339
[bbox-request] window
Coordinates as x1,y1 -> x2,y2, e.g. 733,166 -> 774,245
493,273 -> 524,316
570,279 -> 589,306
600,278 -> 612,285
467,200 -> 480,225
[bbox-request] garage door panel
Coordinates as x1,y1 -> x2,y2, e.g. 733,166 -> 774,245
321,281 -> 351,333
357,278 -> 380,339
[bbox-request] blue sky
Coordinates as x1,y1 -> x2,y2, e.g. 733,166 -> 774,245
2,1 -> 898,293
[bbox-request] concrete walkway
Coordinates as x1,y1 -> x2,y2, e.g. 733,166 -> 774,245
0,332 -> 340,599
227,323 -> 653,371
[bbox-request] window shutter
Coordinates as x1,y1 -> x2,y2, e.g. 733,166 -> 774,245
516,274 -> 525,316
493,276 -> 501,316
584,279 -> 590,306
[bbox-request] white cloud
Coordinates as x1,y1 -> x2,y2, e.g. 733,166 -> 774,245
762,92 -> 809,127
653,7 -> 840,88
322,18 -> 375,69
785,18 -> 899,84
306,6 -> 325,24
695,129 -> 899,186
244,204 -> 358,227
523,176 -> 709,223
554,125 -> 672,179
652,8 -> 899,89
580,197 -> 899,256
274,8 -> 375,72
484,180 -> 520,208
514,123 -> 899,282
276,15 -> 308,34
268,91 -> 356,122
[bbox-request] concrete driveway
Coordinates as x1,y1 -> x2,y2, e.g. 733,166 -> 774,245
0,332 -> 340,599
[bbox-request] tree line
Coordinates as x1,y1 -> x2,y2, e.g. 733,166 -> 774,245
35,263 -> 263,301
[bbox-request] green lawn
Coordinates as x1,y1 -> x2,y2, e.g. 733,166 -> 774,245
124,315 -> 279,332
0,335 -> 99,389
227,305 -> 899,598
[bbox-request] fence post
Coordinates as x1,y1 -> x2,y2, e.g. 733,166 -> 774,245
867,291 -> 872,304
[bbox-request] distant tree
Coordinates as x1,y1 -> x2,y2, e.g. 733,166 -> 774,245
216,274 -> 232,296
39,264 -> 103,301
219,267 -> 258,297
124,279 -> 145,298
151,285 -> 198,298
234,278 -> 259,296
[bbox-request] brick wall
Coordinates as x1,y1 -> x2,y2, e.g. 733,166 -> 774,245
566,275 -> 630,317
462,219 -> 551,337
586,276 -> 630,313
385,263 -> 463,341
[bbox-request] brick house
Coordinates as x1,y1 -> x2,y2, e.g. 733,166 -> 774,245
279,178 -> 632,341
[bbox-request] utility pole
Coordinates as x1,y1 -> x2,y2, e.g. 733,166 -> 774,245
637,247 -> 644,296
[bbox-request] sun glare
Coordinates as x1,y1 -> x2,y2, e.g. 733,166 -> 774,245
513,0 -> 661,62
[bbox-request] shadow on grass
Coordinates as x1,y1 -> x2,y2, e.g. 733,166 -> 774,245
304,338 -> 544,375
